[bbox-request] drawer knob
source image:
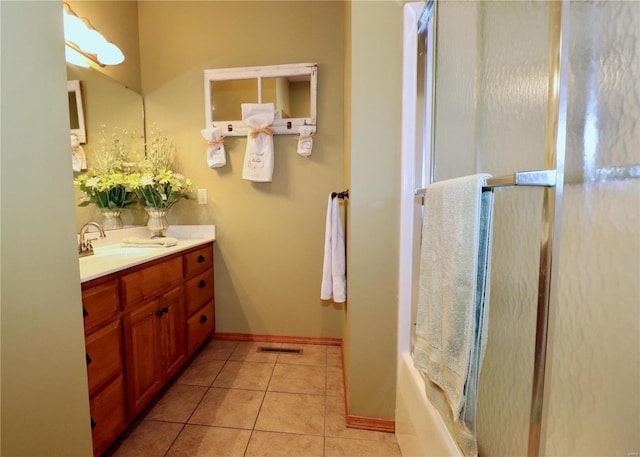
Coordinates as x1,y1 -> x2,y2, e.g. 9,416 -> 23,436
156,309 -> 164,317
199,280 -> 206,288
163,306 -> 169,314
90,417 -> 96,429
200,314 -> 208,324
197,255 -> 205,263
86,353 -> 92,365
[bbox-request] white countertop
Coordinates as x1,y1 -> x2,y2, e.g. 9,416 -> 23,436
79,225 -> 216,283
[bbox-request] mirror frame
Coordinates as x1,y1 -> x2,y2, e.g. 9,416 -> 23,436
67,80 -> 87,143
203,62 -> 317,136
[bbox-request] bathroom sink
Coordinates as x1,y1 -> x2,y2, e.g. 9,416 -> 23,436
80,246 -> 159,263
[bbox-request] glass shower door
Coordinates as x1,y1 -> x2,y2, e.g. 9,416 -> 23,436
432,2 -> 551,454
432,1 -> 640,455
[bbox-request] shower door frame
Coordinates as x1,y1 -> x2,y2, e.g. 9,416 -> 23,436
397,0 -> 436,361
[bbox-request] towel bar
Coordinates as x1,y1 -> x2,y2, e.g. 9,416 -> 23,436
414,169 -> 557,197
332,190 -> 349,199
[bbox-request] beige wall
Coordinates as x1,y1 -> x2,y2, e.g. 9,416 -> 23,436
0,1 -> 93,455
137,1 -> 345,338
345,1 -> 403,420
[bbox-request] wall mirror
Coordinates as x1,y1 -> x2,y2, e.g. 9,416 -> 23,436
67,65 -> 145,161
67,80 -> 87,143
204,63 -> 317,136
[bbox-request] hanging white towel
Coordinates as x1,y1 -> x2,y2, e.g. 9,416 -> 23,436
241,103 -> 275,182
296,125 -> 315,157
412,173 -> 494,457
201,127 -> 226,168
71,133 -> 87,172
321,194 -> 346,303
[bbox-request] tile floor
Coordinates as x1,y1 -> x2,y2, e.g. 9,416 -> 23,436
106,340 -> 402,457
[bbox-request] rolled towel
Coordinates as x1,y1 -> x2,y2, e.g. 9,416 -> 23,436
71,133 -> 87,172
122,236 -> 178,248
296,125 -> 315,157
202,127 -> 226,168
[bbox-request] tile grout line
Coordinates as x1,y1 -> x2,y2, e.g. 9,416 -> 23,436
162,348 -> 234,456
242,346 -> 279,457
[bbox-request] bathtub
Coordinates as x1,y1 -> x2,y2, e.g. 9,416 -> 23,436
395,353 -> 463,457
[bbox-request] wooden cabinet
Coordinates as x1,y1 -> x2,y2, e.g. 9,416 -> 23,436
123,299 -> 162,417
81,279 -> 126,457
183,245 -> 215,357
89,376 -> 127,457
81,242 -> 214,455
187,300 -> 215,356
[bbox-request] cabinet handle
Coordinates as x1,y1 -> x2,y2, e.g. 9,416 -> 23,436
200,314 -> 208,324
199,280 -> 206,288
90,417 -> 96,429
155,309 -> 164,317
82,306 -> 88,317
197,255 -> 205,263
86,353 -> 92,365
163,306 -> 169,314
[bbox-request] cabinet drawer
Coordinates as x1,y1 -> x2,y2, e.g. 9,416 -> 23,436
184,268 -> 214,317
121,257 -> 182,309
183,245 -> 213,278
86,320 -> 122,397
186,301 -> 214,357
90,375 -> 127,457
82,280 -> 120,333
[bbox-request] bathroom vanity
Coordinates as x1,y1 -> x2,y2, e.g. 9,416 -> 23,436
79,226 -> 215,455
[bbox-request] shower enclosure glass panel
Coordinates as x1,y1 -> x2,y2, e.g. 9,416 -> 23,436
474,3 -> 550,456
543,2 -> 640,455
430,2 -> 550,455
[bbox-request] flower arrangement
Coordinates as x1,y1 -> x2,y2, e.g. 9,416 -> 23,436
129,126 -> 194,209
74,171 -> 138,209
74,126 -> 139,209
74,124 -> 194,222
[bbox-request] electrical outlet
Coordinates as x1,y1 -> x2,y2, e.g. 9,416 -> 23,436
197,188 -> 208,205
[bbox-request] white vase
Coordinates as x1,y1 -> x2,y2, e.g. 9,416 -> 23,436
145,207 -> 169,238
100,208 -> 124,230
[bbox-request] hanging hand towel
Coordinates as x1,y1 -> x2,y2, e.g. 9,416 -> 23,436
296,126 -> 315,157
413,173 -> 494,457
202,127 -> 226,168
71,133 -> 87,172
242,103 -> 275,182
320,194 -> 346,303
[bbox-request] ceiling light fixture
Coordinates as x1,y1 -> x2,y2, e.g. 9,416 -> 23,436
63,3 -> 125,67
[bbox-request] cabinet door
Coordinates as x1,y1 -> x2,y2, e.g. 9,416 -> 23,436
123,299 -> 162,417
160,286 -> 187,381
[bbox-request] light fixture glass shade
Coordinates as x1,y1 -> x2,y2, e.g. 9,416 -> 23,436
81,28 -> 108,55
65,46 -> 90,67
63,12 -> 87,46
97,42 -> 125,65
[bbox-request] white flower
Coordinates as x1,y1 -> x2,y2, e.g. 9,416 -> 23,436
160,193 -> 168,201
86,177 -> 100,188
140,175 -> 155,186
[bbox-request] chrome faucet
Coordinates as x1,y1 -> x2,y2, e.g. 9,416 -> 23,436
78,222 -> 106,257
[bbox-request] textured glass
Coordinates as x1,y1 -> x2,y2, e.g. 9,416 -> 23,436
474,3 -> 549,456
543,1 -> 640,455
431,2 -> 549,455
